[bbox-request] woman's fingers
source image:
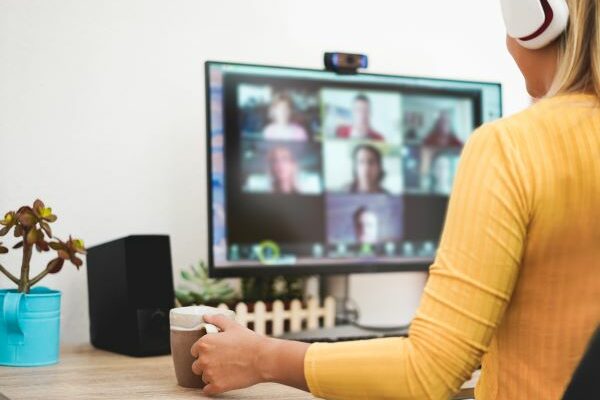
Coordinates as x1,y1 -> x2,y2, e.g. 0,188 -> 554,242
203,314 -> 236,331
190,337 -> 210,358
201,371 -> 211,385
191,358 -> 204,376
203,383 -> 226,396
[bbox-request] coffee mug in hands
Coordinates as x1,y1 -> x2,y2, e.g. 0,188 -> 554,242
170,306 -> 236,388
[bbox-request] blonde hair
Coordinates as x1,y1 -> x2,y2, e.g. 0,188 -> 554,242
549,0 -> 600,98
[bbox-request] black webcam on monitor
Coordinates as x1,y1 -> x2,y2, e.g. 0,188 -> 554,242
324,52 -> 368,74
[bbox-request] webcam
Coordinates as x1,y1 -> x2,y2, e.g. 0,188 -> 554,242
324,52 -> 368,75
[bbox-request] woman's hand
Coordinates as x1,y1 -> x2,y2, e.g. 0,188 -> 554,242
190,315 -> 269,395
190,314 -> 311,396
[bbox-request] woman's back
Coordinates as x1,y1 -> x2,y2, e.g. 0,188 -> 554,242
477,93 -> 600,399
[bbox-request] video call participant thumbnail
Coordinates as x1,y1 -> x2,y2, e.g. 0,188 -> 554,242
326,194 -> 403,248
423,110 -> 463,148
336,94 -> 384,141
324,141 -> 402,195
238,84 -> 319,142
241,142 -> 323,195
346,144 -> 387,194
353,206 -> 379,245
263,93 -> 308,142
321,88 -> 402,144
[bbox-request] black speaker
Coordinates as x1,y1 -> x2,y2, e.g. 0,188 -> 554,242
86,235 -> 174,356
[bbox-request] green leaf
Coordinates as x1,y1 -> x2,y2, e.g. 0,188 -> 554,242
175,289 -> 195,305
181,270 -> 192,281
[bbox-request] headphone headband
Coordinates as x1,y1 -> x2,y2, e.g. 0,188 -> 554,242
501,0 -> 570,49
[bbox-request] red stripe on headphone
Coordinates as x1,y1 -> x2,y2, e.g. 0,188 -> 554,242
519,0 -> 555,42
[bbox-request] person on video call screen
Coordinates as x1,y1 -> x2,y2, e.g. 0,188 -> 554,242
346,144 -> 387,194
423,110 -> 463,147
267,145 -> 299,194
353,206 -> 379,245
336,94 -> 384,141
263,93 -> 308,141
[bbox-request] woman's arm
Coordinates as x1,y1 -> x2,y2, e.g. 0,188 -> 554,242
302,124 -> 530,399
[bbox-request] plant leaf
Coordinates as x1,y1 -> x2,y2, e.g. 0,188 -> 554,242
26,228 -> 38,245
14,225 -> 23,238
12,241 -> 23,249
181,271 -> 192,281
70,256 -> 83,268
35,240 -> 50,252
57,249 -> 70,260
49,241 -> 63,251
40,222 -> 52,238
0,245 -> 8,254
17,207 -> 37,227
33,199 -> 45,211
0,226 -> 9,236
47,258 -> 64,274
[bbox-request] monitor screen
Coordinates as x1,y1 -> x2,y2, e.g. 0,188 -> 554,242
206,61 -> 502,276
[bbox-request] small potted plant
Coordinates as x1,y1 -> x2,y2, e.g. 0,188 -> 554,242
175,261 -> 236,307
0,200 -> 85,367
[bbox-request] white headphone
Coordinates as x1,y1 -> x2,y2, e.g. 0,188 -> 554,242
501,0 -> 570,49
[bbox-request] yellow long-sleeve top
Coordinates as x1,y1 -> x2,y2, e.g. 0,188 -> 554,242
304,93 -> 600,400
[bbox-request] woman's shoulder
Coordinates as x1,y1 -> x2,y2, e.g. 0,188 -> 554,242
485,93 -> 599,137
473,93 -> 598,151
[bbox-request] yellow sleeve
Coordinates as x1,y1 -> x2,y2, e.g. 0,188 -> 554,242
304,124 -> 530,400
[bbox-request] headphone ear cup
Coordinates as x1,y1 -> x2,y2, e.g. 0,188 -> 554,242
501,0 -> 569,50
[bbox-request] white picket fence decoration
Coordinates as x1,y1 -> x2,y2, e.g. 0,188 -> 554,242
214,296 -> 336,336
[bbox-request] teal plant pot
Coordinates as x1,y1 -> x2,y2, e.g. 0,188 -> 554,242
0,287 -> 61,366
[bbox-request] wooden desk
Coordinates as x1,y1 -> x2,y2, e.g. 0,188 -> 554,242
0,345 -> 477,399
0,345 -> 314,400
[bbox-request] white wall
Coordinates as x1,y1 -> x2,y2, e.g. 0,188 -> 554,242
0,0 -> 530,343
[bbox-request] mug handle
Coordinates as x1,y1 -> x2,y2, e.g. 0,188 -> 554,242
3,292 -> 24,344
202,323 -> 220,334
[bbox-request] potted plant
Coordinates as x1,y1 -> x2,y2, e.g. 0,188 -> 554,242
0,200 -> 85,366
175,261 -> 237,307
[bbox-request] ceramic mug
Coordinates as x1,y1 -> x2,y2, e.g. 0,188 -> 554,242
169,306 -> 236,388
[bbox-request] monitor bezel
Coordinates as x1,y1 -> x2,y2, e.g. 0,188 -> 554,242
205,60 -> 502,278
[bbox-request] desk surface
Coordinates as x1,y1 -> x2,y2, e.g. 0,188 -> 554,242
0,345 -> 314,400
0,344 -> 477,400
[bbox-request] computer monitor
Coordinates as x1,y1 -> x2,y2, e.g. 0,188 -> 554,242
206,61 -> 502,277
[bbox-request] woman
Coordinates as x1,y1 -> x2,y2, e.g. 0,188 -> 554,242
191,1 -> 600,399
346,144 -> 387,193
266,145 -> 299,194
263,93 -> 308,141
